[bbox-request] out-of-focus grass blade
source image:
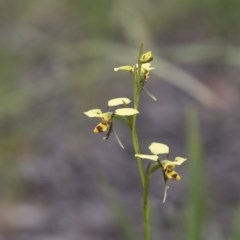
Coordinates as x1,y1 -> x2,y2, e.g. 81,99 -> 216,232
152,57 -> 217,108
229,204 -> 240,240
185,106 -> 207,240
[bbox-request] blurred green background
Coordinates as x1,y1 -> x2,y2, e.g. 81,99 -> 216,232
0,0 -> 240,239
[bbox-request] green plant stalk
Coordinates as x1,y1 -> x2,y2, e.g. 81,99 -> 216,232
131,89 -> 145,187
143,163 -> 151,240
131,124 -> 144,187
130,43 -> 151,240
131,43 -> 145,188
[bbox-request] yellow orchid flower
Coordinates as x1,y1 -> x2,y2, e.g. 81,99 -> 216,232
114,61 -> 155,101
114,51 -> 154,77
84,107 -> 138,133
84,98 -> 139,148
135,142 -> 186,202
135,142 -> 186,181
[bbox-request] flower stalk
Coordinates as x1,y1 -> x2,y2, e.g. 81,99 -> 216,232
143,162 -> 152,240
131,43 -> 145,188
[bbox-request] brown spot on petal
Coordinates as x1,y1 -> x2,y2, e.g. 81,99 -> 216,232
172,173 -> 178,179
97,125 -> 104,132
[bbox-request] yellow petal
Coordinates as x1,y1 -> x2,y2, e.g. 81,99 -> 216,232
93,122 -> 109,133
99,112 -> 113,120
108,97 -> 131,107
84,109 -> 103,117
164,169 -> 181,180
142,63 -> 155,71
140,51 -> 153,63
114,65 -> 133,72
161,160 -> 175,169
135,154 -> 158,161
149,143 -> 169,155
115,108 -> 139,116
136,63 -> 155,72
174,157 -> 187,165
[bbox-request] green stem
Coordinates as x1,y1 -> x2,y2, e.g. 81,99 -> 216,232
143,163 -> 151,240
131,43 -> 145,188
131,80 -> 144,187
131,121 -> 145,187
